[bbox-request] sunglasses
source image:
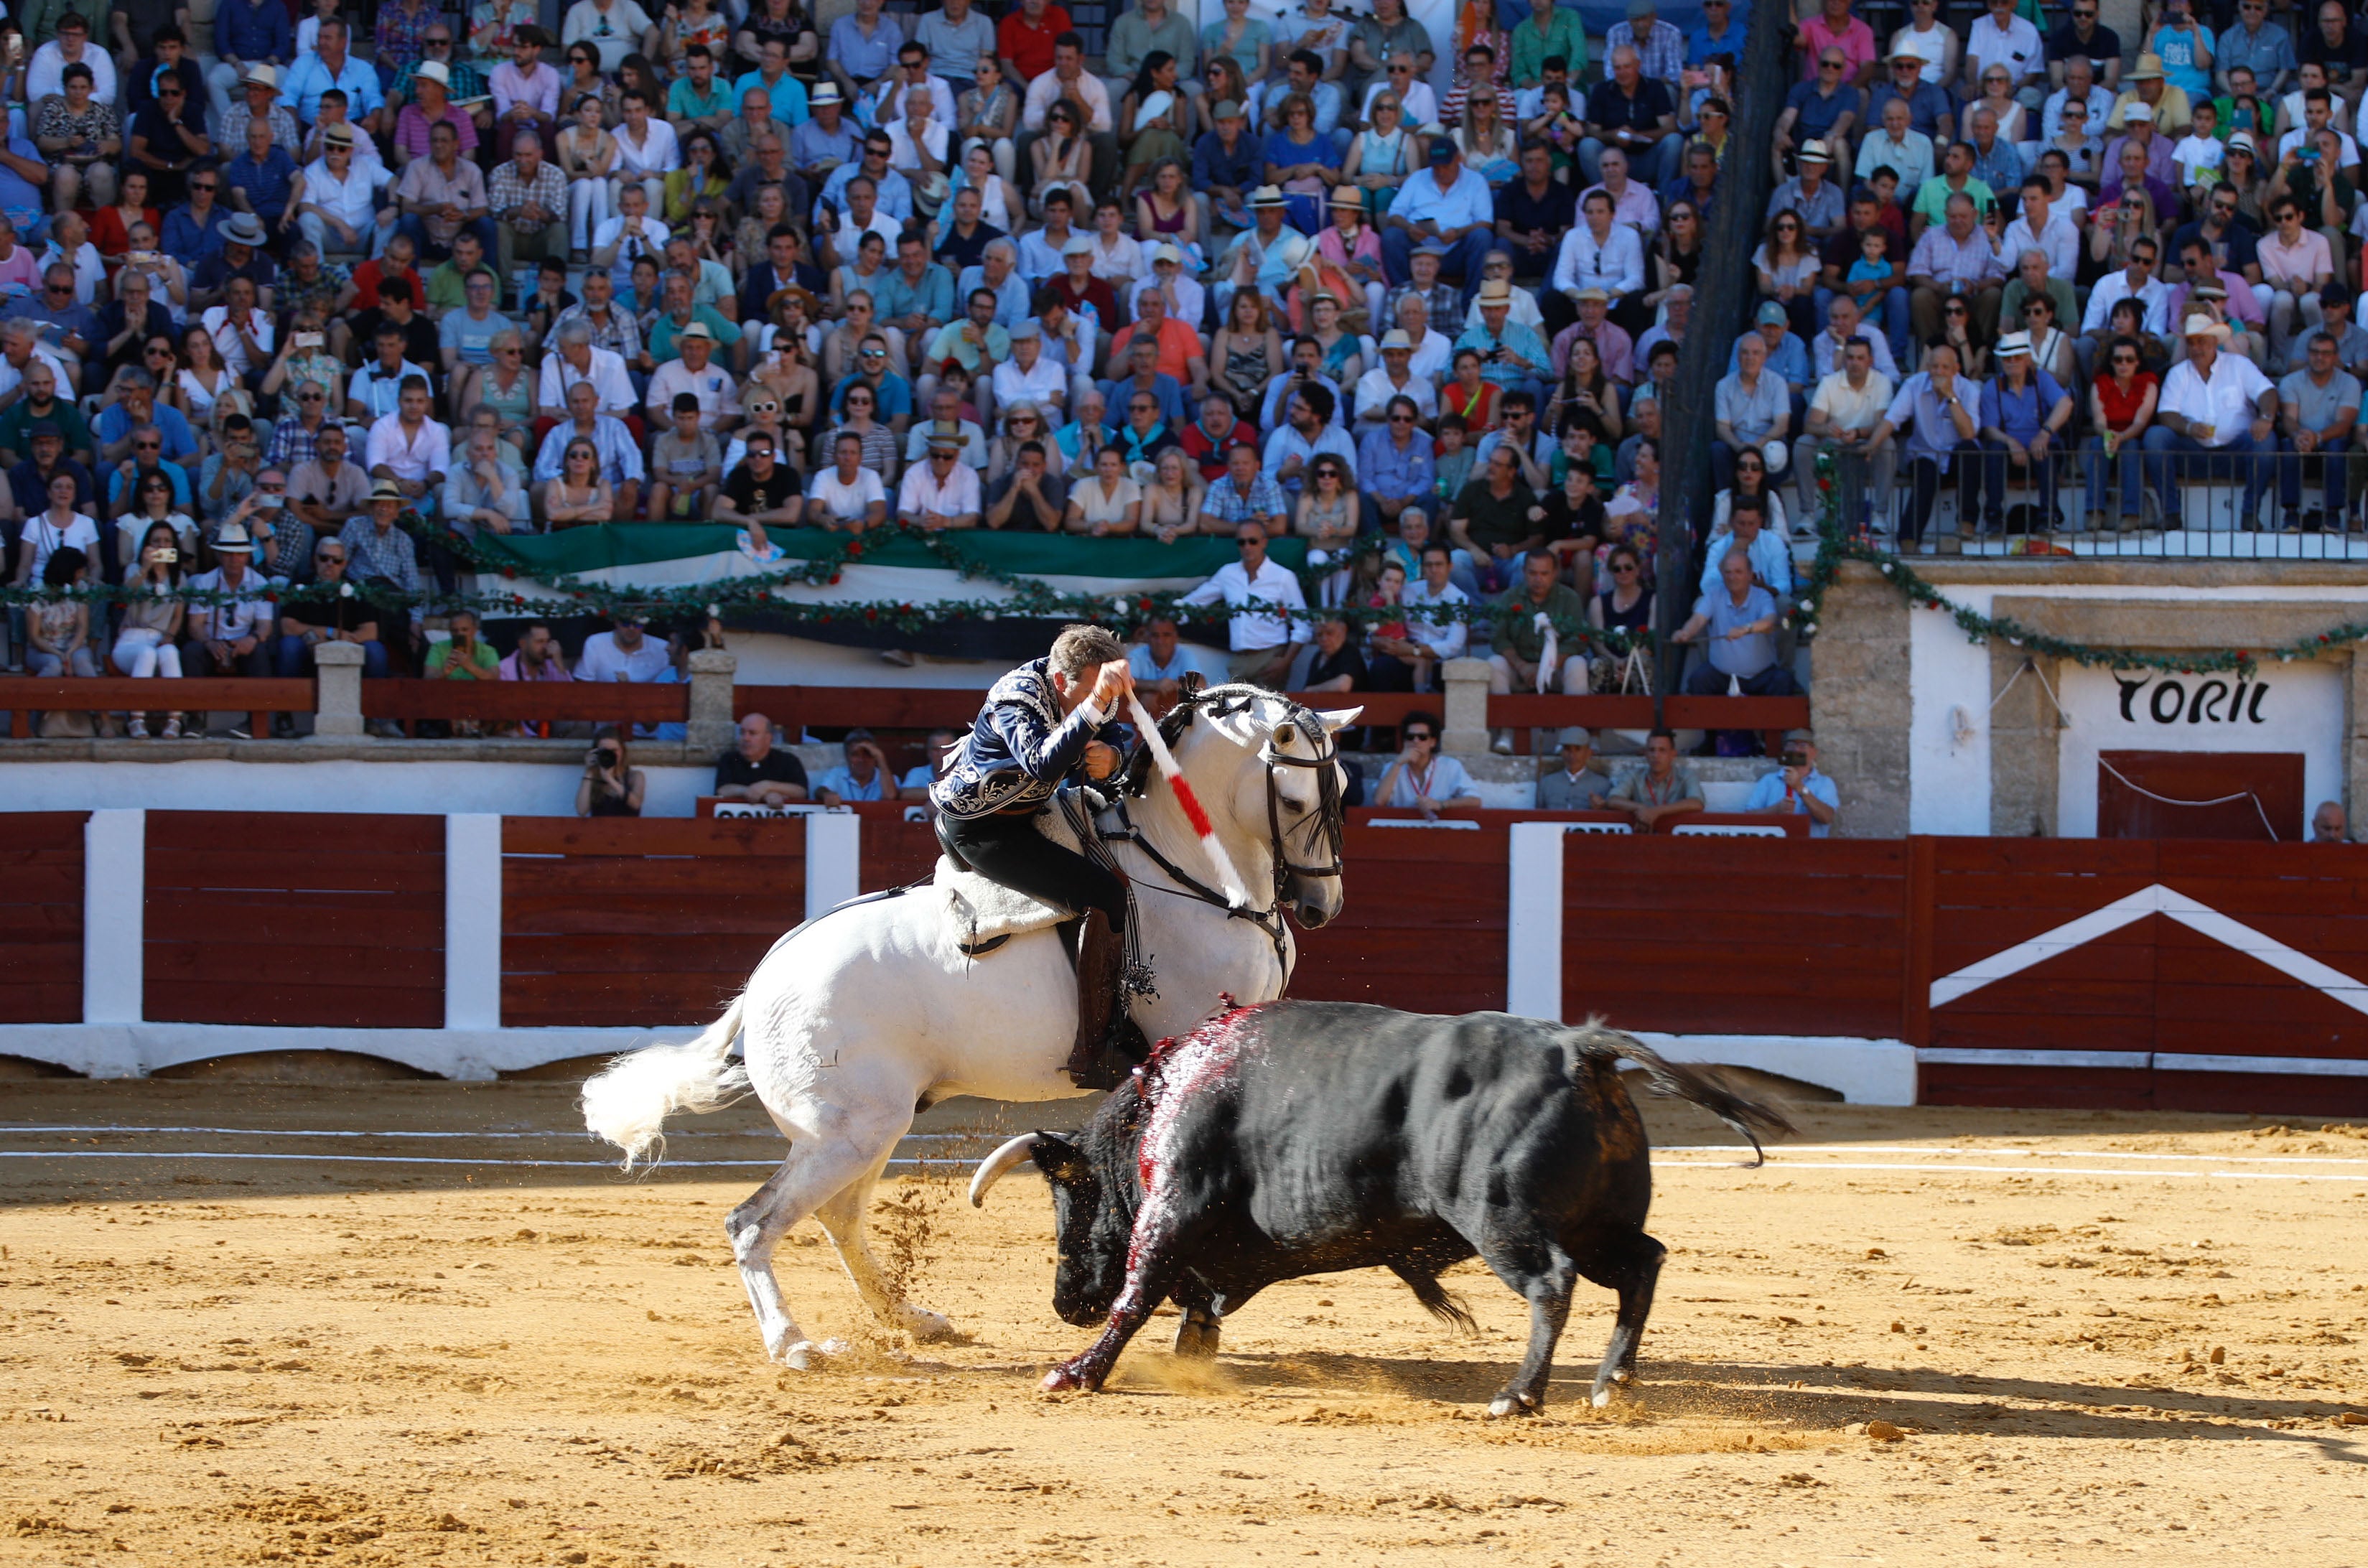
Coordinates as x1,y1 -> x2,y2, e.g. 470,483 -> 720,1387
316,551 -> 345,561
1611,561 -> 1639,573
134,439 -> 160,449
1404,730 -> 1435,741
1236,537 -> 1263,548
192,180 -> 217,190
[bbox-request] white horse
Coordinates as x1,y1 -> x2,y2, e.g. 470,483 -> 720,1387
583,685 -> 1359,1366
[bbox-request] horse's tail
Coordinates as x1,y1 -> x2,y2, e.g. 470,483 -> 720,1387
582,992 -> 753,1171
1564,1019 -> 1795,1168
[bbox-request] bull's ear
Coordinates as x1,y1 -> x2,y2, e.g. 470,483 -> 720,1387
1032,1131 -> 1090,1187
1318,707 -> 1363,734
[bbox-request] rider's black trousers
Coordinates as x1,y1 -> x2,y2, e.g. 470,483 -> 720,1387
939,810 -> 1127,928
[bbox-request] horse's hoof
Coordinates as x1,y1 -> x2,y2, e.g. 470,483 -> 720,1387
775,1337 -> 847,1370
1486,1392 -> 1539,1419
1590,1381 -> 1632,1409
897,1304 -> 955,1342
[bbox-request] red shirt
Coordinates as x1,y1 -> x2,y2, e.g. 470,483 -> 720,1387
350,258 -> 422,309
2092,369 -> 2159,434
1181,416 -> 1257,480
998,4 -> 1073,84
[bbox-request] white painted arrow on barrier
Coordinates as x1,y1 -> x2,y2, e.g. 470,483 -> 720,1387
1929,882 -> 2368,1015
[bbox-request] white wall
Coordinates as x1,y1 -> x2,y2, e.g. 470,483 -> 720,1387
2055,660 -> 2344,838
1907,583 -> 2368,837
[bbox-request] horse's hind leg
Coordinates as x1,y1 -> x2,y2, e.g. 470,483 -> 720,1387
810,1152 -> 956,1343
724,1121 -> 907,1366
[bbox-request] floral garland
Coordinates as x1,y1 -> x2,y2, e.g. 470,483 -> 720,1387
1791,452 -> 2362,676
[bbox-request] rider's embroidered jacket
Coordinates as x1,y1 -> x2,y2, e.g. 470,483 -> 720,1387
931,658 -> 1124,820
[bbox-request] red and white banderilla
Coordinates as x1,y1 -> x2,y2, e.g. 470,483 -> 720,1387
1124,694 -> 1252,911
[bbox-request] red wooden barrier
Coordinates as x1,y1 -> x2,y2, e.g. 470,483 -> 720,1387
499,816 -> 808,1027
1292,819 -> 1511,1014
143,811 -> 444,1028
0,677 -> 312,738
0,812 -> 85,1025
361,680 -> 686,733
1562,836 -> 1908,1037
1921,839 -> 2368,1114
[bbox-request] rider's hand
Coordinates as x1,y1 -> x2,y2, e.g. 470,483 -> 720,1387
1089,659 -> 1135,711
1083,740 -> 1121,779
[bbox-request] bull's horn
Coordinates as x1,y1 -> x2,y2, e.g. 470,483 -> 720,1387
968,1134 -> 1039,1208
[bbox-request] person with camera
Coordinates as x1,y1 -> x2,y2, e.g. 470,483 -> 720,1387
113,518 -> 188,738
575,725 -> 648,816
1744,727 -> 1840,836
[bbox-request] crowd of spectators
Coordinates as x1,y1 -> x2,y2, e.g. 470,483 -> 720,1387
1761,0 -> 2368,543
0,0 -> 1810,737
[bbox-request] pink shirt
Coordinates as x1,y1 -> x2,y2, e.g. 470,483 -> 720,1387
2259,228 -> 2335,288
1797,14 -> 1877,81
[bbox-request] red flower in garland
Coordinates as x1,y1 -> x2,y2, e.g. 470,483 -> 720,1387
828,573 -> 842,586
863,607 -> 879,621
847,542 -> 865,559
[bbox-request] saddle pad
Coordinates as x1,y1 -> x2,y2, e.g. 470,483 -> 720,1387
938,805 -> 1086,951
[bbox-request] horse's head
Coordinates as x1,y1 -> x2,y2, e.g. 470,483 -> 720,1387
1160,685 -> 1359,930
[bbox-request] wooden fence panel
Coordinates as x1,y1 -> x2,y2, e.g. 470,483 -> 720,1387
1292,823 -> 1510,1015
0,813 -> 85,1025
500,816 -> 807,1027
1559,836 -> 1908,1037
143,811 -> 444,1028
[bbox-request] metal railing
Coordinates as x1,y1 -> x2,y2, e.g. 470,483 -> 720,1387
1818,444 -> 2368,561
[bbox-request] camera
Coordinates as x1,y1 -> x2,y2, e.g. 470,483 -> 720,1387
1781,749 -> 1808,769
154,546 -> 178,562
296,332 -> 323,349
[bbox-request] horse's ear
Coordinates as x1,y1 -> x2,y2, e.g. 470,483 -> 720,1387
1318,707 -> 1364,733
1274,721 -> 1297,748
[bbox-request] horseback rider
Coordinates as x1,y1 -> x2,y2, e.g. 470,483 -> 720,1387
932,624 -> 1139,1082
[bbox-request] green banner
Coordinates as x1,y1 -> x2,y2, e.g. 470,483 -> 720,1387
470,524 -> 1311,583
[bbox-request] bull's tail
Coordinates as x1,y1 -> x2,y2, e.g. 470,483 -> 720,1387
1564,1019 -> 1796,1167
582,992 -> 752,1171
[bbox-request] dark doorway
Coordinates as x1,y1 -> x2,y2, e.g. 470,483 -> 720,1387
2097,751 -> 2306,841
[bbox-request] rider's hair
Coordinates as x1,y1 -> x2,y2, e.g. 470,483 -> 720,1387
1050,624 -> 1125,682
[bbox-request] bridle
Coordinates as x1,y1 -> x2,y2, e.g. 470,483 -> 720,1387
1111,682 -> 1346,965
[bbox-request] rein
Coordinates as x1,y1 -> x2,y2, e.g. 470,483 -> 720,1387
1105,683 -> 1347,974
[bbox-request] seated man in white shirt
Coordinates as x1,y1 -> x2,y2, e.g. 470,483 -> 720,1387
1175,521 -> 1309,686
575,615 -> 673,683
991,321 -> 1070,420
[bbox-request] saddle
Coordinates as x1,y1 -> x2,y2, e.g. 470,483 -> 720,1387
933,800 -> 1091,957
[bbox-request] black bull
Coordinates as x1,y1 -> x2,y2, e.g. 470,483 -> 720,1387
969,1001 -> 1794,1414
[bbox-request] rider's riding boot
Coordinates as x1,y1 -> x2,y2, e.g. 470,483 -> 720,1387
1065,908 -> 1127,1090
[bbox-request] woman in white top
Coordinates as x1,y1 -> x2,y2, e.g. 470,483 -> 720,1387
1065,447 -> 1142,536
1888,0 -> 1959,87
1967,64 -> 2028,148
1087,197 -> 1145,282
951,141 -> 1017,234
561,0 -> 656,75
113,518 -> 188,738
177,321 -> 241,426
14,472 -> 98,587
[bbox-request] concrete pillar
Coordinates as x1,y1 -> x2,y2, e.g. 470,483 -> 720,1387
1504,821 -> 1566,1021
311,639 -> 366,738
804,811 -> 862,923
1807,562 -> 1913,837
83,809 -> 144,1031
1440,657 -> 1492,757
685,648 -> 738,758
444,814 -> 503,1035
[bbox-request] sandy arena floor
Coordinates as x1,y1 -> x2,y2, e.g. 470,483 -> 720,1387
3,1076 -> 2367,1567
